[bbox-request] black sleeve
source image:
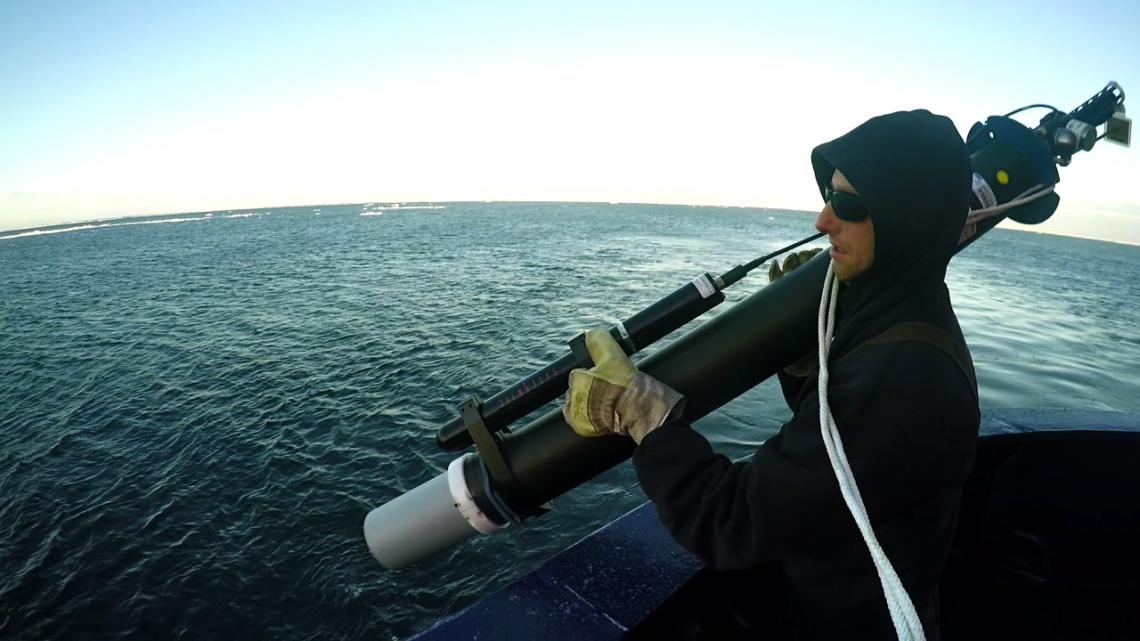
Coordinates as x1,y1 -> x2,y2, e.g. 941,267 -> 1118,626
632,344 -> 979,571
633,416 -> 851,569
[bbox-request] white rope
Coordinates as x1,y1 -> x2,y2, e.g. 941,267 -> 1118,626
817,262 -> 926,641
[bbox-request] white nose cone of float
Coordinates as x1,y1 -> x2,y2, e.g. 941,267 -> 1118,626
364,454 -> 506,569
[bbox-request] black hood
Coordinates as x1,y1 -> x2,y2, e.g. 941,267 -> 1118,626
810,110 -> 973,356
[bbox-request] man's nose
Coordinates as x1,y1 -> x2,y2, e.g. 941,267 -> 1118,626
815,204 -> 838,233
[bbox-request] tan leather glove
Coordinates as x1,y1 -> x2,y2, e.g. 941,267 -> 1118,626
562,328 -> 684,444
768,248 -> 824,282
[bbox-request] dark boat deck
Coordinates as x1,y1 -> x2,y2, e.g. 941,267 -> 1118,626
409,410 -> 1140,640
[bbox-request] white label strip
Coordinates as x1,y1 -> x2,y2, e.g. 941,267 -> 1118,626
691,274 -> 716,299
972,173 -> 997,210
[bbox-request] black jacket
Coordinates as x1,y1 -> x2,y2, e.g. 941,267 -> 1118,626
633,111 -> 981,639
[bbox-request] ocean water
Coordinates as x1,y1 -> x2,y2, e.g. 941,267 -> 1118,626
1,202 -> 1138,640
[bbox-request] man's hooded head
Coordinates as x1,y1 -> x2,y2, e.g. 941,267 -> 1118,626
811,109 -> 972,281
810,110 -> 973,353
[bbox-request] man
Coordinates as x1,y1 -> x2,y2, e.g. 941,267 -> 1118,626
563,110 -> 981,639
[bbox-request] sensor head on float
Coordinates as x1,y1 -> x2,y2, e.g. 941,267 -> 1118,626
966,115 -> 1060,225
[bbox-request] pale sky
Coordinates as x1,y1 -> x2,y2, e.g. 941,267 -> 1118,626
3,1 -> 1138,242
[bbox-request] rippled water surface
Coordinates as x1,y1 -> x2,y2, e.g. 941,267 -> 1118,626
2,203 -> 1138,639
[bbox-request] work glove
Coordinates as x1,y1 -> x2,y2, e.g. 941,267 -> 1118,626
769,248 -> 824,377
562,328 -> 684,444
767,248 -> 824,282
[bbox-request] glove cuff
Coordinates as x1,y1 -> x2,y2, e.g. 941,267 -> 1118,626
617,372 -> 685,444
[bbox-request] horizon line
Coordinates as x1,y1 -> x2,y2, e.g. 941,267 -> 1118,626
2,199 -> 1138,249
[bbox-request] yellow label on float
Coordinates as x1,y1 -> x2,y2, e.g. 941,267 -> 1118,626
996,170 -> 1010,185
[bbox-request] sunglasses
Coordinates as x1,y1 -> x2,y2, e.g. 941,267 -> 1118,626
824,186 -> 869,222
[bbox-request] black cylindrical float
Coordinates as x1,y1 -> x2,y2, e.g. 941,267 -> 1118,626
363,258 -> 825,568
